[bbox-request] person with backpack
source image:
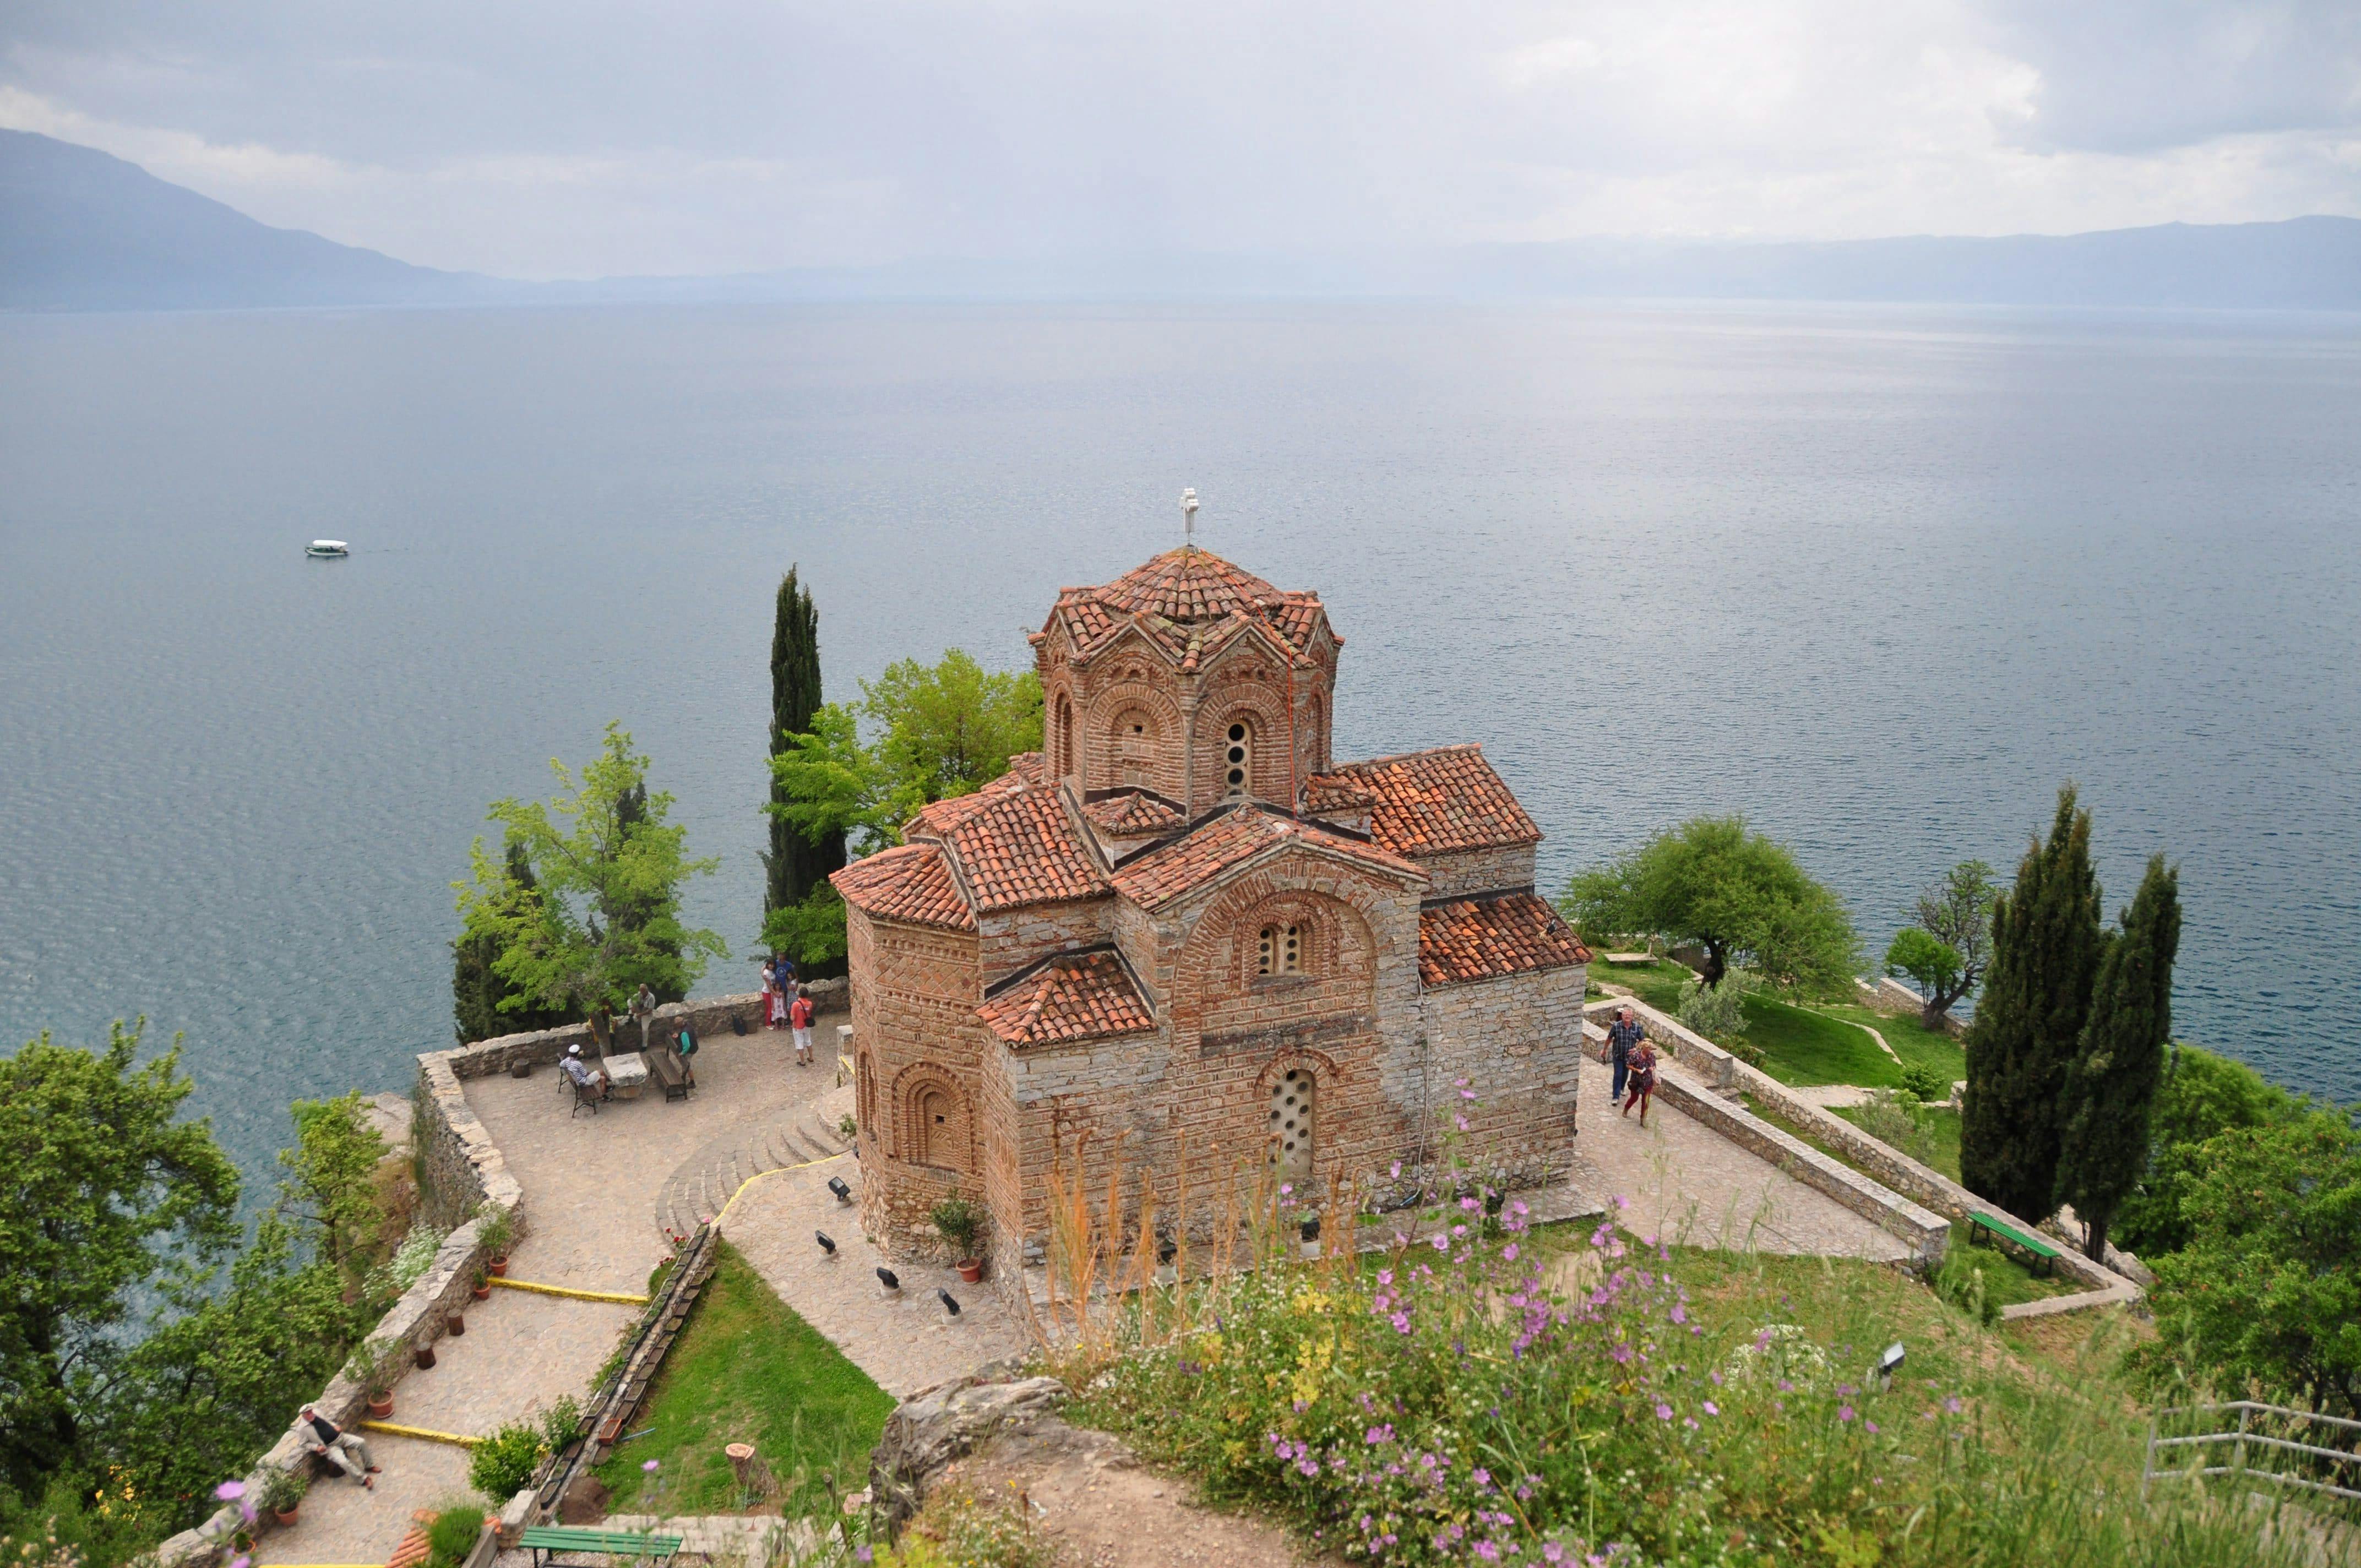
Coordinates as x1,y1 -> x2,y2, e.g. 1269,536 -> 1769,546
790,986 -> 816,1066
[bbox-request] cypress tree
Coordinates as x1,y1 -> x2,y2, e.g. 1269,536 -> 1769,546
451,840 -> 570,1043
764,567 -> 845,918
2056,854 -> 2181,1262
1959,786 -> 2105,1223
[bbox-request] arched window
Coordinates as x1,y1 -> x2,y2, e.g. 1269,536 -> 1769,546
1269,1068 -> 1314,1183
1257,923 -> 1301,977
1225,718 -> 1253,796
1055,693 -> 1075,778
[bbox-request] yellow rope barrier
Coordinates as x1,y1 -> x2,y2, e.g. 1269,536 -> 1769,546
485,1277 -> 650,1305
358,1419 -> 480,1447
713,1151 -> 848,1228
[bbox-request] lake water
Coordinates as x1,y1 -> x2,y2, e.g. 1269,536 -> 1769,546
3,301 -> 2357,1193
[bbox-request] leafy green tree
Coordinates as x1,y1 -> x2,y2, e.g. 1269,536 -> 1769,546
1559,816 -> 1858,993
2055,855 -> 2182,1262
1960,787 -> 2104,1224
764,568 -> 845,930
864,649 -> 1043,802
1883,860 -> 1998,1025
2144,1110 -> 2361,1419
275,1092 -> 390,1281
2114,1043 -> 2300,1257
0,1024 -> 239,1501
762,651 -> 1042,963
450,839 -> 572,1043
455,723 -> 726,1027
102,1216 -> 365,1530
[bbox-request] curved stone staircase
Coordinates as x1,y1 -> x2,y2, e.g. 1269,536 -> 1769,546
653,1088 -> 854,1246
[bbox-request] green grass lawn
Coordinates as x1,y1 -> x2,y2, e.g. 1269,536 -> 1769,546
1594,957 -> 1970,1090
595,1241 -> 894,1519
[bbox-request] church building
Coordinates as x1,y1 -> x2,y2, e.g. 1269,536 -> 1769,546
831,545 -> 1591,1280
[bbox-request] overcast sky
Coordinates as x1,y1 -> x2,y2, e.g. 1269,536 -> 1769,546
4,1 -> 2357,279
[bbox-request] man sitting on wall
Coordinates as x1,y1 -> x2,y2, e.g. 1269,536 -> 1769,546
292,1404 -> 379,1489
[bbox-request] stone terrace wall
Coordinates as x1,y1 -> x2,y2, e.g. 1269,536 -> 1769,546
1583,995 -> 1736,1092
434,983 -> 845,1082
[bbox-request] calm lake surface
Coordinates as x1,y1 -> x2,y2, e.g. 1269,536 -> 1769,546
3,301 -> 2357,1190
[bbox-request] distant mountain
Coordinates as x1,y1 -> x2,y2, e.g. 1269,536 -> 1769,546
0,130 -> 498,310
6,127 -> 2358,312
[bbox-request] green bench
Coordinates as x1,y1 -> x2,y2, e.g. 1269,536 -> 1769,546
1965,1211 -> 2061,1276
519,1527 -> 685,1568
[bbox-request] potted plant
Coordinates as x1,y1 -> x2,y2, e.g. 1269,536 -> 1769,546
931,1194 -> 984,1282
476,1205 -> 514,1277
471,1270 -> 492,1302
262,1468 -> 306,1527
347,1338 -> 396,1419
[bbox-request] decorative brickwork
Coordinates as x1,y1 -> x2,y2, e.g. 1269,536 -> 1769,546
837,546 -> 1585,1281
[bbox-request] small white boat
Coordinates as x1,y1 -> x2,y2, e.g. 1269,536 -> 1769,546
304,540 -> 350,558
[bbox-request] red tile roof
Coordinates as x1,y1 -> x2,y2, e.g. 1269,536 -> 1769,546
904,769 -> 1032,840
939,787 -> 1109,911
977,950 -> 1157,1046
1045,548 -> 1329,669
1419,892 -> 1591,985
1084,791 -> 1186,836
832,843 -> 976,932
1307,745 -> 1541,857
1110,804 -> 1423,910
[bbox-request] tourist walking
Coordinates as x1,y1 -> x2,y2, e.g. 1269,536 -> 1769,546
1607,1007 -> 1644,1104
790,987 -> 815,1066
291,1405 -> 378,1489
1622,1038 -> 1659,1128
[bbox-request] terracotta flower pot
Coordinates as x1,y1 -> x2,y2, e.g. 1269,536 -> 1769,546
273,1507 -> 300,1527
445,1311 -> 466,1336
471,1280 -> 491,1301
414,1343 -> 436,1370
368,1393 -> 395,1419
488,1256 -> 509,1278
957,1260 -> 983,1284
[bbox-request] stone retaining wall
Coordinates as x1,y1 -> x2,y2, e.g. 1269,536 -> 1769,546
1580,1017 -> 1949,1267
1583,995 -> 1736,1092
435,983 -> 847,1082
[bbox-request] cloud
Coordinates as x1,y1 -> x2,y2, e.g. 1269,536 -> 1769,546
2,0 -> 2355,276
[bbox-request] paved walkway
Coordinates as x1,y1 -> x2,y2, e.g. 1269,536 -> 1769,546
722,1096 -> 1029,1400
260,1028 -> 842,1566
1576,1054 -> 1908,1261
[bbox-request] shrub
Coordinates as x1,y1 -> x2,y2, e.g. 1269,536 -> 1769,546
1674,968 -> 1758,1047
258,1468 -> 306,1513
930,1194 -> 982,1258
425,1507 -> 485,1568
1849,1088 -> 1941,1167
344,1336 -> 396,1396
467,1420 -> 545,1501
1900,1061 -> 1951,1104
537,1395 -> 584,1455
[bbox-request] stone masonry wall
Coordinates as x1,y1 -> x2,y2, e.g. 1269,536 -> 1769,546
1414,843 -> 1539,900
1419,961 -> 1587,1193
436,987 -> 840,1081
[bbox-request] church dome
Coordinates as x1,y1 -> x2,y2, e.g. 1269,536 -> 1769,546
1095,546 -> 1283,625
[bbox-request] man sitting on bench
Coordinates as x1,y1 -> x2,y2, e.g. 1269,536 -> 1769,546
561,1043 -> 610,1108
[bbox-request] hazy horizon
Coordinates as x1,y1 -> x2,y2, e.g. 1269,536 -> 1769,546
4,2 -> 2357,281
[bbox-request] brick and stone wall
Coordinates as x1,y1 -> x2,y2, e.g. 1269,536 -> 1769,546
434,986 -> 841,1081
1414,843 -> 1539,900
1418,961 -> 1588,1196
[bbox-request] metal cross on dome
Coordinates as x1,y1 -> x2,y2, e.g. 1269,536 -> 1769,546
1180,487 -> 1199,545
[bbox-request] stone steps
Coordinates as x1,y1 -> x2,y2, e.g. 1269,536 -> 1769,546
651,1100 -> 852,1247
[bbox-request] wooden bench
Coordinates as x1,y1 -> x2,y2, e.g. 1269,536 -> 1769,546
518,1527 -> 684,1568
1965,1211 -> 2061,1276
645,1043 -> 691,1102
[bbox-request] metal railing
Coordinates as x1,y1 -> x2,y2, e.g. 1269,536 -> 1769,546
2144,1401 -> 2361,1502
